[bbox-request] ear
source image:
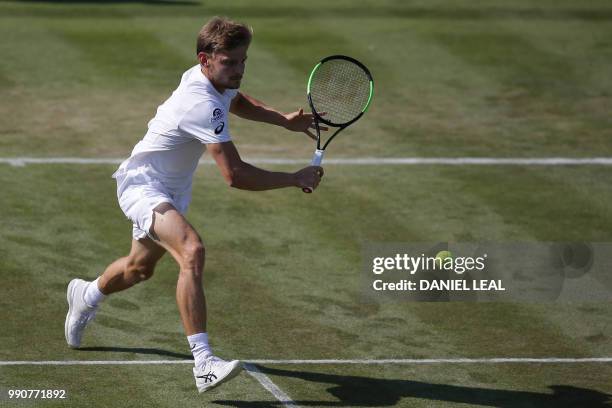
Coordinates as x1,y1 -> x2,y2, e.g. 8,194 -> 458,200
198,52 -> 211,67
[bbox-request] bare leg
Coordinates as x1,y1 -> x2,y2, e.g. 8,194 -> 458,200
149,203 -> 207,335
98,237 -> 166,295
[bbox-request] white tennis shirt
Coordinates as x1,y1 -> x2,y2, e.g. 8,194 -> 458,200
113,64 -> 238,194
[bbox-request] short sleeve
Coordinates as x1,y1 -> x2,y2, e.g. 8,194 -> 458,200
179,101 -> 231,144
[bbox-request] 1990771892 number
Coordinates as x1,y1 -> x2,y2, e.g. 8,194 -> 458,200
8,389 -> 67,399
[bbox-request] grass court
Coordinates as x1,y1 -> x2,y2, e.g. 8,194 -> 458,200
1,1 -> 611,406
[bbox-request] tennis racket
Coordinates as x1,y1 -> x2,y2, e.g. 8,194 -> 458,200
303,55 -> 374,193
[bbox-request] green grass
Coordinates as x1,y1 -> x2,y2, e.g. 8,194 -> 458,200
1,0 -> 612,406
1,164 -> 612,406
1,0 -> 611,157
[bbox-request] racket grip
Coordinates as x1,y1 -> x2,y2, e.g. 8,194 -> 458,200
302,149 -> 325,193
311,149 -> 325,166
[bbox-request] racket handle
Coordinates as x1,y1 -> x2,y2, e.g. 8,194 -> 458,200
311,149 -> 325,166
302,149 -> 325,193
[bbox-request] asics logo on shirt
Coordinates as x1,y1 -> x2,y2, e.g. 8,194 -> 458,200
215,122 -> 225,134
211,107 -> 224,123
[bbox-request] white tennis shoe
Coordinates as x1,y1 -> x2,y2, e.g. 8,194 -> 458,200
65,279 -> 98,348
193,356 -> 242,393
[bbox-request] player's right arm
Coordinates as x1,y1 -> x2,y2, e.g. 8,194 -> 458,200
207,141 -> 323,191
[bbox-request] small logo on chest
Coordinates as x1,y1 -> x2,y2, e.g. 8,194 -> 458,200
211,108 -> 224,124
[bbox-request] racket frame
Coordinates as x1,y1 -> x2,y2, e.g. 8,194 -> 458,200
303,55 -> 373,192
307,54 -> 374,151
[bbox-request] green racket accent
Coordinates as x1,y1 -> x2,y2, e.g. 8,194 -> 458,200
308,57 -> 372,126
363,80 -> 374,113
307,62 -> 322,94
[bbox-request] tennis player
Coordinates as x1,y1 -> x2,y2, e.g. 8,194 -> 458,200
64,16 -> 324,393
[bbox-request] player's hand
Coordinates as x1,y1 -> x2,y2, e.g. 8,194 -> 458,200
294,166 -> 324,191
284,108 -> 328,140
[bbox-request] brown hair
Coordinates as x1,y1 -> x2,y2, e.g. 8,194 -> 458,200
196,16 -> 252,55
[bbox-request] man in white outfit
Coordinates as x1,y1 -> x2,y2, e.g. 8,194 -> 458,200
64,16 -> 324,393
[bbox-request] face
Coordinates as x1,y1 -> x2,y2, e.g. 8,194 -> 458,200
199,46 -> 248,91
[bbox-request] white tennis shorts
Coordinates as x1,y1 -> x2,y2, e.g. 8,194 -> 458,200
113,165 -> 191,240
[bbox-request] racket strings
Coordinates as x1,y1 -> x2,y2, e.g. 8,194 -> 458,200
310,59 -> 370,125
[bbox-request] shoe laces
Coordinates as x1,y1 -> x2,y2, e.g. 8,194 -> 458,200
74,307 -> 97,327
210,356 -> 229,368
198,356 -> 224,373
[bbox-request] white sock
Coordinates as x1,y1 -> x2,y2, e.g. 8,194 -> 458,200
83,278 -> 106,308
188,332 -> 213,368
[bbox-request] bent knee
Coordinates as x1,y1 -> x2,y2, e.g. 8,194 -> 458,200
180,237 -> 205,272
185,240 -> 205,259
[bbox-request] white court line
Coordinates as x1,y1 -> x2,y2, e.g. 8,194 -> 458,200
2,157 -> 612,166
2,357 -> 611,365
243,363 -> 299,408
246,358 -> 612,364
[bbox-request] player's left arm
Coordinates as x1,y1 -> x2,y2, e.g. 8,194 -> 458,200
229,92 -> 326,140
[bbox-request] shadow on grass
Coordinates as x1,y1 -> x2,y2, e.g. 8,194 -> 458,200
77,346 -> 192,360
214,365 -> 611,408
